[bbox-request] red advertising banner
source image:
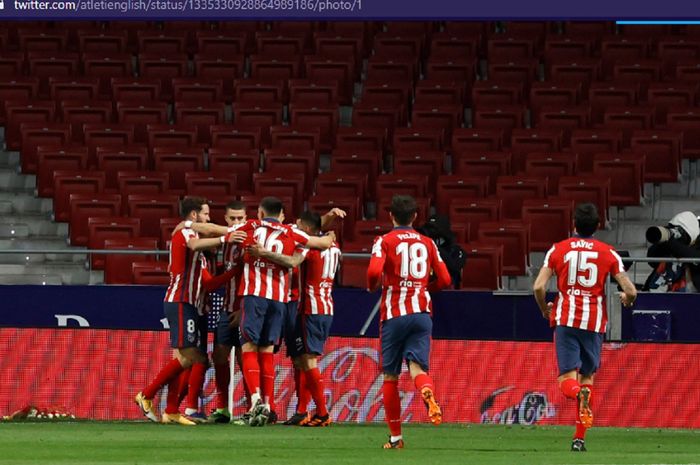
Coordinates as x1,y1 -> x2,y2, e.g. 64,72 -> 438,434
1,328 -> 698,428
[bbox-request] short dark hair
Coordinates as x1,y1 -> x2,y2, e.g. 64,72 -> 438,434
574,203 -> 599,237
299,211 -> 322,233
390,195 -> 418,226
225,200 -> 246,211
180,196 -> 206,219
260,196 -> 283,217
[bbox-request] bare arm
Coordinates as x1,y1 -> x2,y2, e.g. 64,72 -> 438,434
188,222 -> 230,237
305,232 -> 336,250
321,208 -> 347,230
614,272 -> 638,307
186,231 -> 246,252
246,243 -> 306,268
533,266 -> 554,319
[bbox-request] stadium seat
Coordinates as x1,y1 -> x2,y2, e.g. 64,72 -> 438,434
147,124 -> 198,149
414,80 -> 465,106
19,123 -> 72,174
601,37 -> 649,77
451,128 -> 504,153
288,79 -> 339,106
253,173 -> 305,214
338,255 -> 371,288
233,78 -> 285,104
344,220 -> 393,252
264,149 -> 318,193
592,153 -> 645,206
487,59 -> 538,90
304,58 -> 354,104
27,52 -> 80,96
352,103 -> 405,141
666,109 -> 700,160
116,101 -> 168,142
104,238 -> 159,285
376,174 -> 429,201
411,104 -> 463,145
289,105 -> 339,152
132,261 -> 171,285
367,57 -> 416,83
374,33 -> 423,59
521,199 -> 574,251
0,79 -> 39,125
210,125 -> 262,151
137,31 -> 186,54
546,58 -> 602,94
194,54 -> 245,102
472,106 -> 526,143
460,243 -> 503,290
430,32 -> 479,59
174,102 -> 226,143
306,196 -> 361,243
52,170 -> 105,223
128,194 -> 180,239
477,222 -> 531,276
111,77 -> 162,101
393,151 -> 445,194
49,77 -> 101,102
88,216 -> 140,270
0,53 -> 26,79
78,31 -> 128,53
208,148 -> 261,194
588,82 -> 639,124
159,217 -> 182,250
376,197 -> 431,223
68,193 -> 122,247
544,36 -> 593,61
522,152 -> 576,193
449,198 -> 501,239
255,33 -> 304,55
558,176 -> 611,226
472,81 -> 524,108
335,126 -> 387,152
426,58 -> 477,85
435,175 -> 488,214
629,130 -> 682,183
5,100 -> 56,151
19,30 -> 68,51
646,83 -> 697,124
314,33 -> 363,70
83,53 -> 134,96
249,55 -> 301,81
510,129 -> 563,171
675,60 -> 700,83
138,53 -> 188,99
153,148 -> 205,192
495,176 -> 548,219
602,106 -> 655,147
452,152 -> 512,194
315,173 -> 368,206
570,129 -> 623,171
393,128 -> 444,152
269,125 -> 321,152
529,81 -> 581,119
612,60 -> 663,95
328,149 -> 382,197
536,106 -> 591,145
233,103 -> 284,145
172,78 -> 224,103
37,146 -> 88,198
60,100 -> 114,142
657,38 -> 700,75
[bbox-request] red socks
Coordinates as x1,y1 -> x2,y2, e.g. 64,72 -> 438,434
305,368 -> 328,417
165,373 -> 182,414
382,379 -> 402,437
177,368 -> 191,405
186,363 -> 207,411
295,368 -> 311,413
214,363 -> 230,410
242,352 -> 261,399
259,352 -> 275,410
414,373 -> 435,393
574,419 -> 587,440
143,358 -> 184,400
560,378 -> 581,400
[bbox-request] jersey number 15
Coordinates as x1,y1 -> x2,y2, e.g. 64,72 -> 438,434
564,251 -> 599,288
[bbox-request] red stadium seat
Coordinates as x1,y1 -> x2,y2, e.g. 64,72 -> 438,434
304,58 -> 354,104
306,196 -> 361,243
186,172 -> 238,198
288,79 -> 339,106
174,102 -> 226,143
544,36 -> 593,61
153,148 -> 205,192
558,176 -> 611,226
472,81 -> 524,108
612,60 -> 663,94
194,54 -> 245,102
253,173 -> 305,215
452,152 -> 511,194
137,31 -> 186,54
393,151 -> 445,194
592,153 -> 645,207
128,194 -> 180,239
376,197 -> 431,223
196,31 -> 246,56
111,78 -> 161,102
487,59 -> 538,89
84,124 -> 137,168
19,30 -> 68,52
78,31 -> 128,53
602,106 -> 655,147
352,103 -> 405,140
529,81 -> 581,119
335,126 -> 387,152
233,103 -> 284,144
172,78 -> 224,103
601,37 -> 649,77
510,128 -> 563,171
521,199 -> 574,251
376,174 -> 429,201
249,55 -> 301,81
0,53 -> 26,78
523,153 -> 576,193
315,173 -> 368,206
27,52 -> 79,95
460,243 -> 503,290
116,101 -> 168,142
646,83 -> 697,124
83,53 -> 134,96
588,82 -> 639,124
477,222 -> 531,276
60,100 -> 114,142
547,58 -> 602,94
256,33 -> 304,55
629,130 -> 682,183
0,79 -> 39,125
472,106 -> 526,143
393,128 -> 444,152
426,58 -> 477,85
328,149 -> 382,197
19,123 -> 72,174
68,194 -> 122,247
414,80 -> 465,106
5,100 -> 56,151
289,105 -> 339,152
451,128 -> 503,153
367,57 -> 416,83
118,172 -> 170,206
52,171 -> 106,223
132,261 -> 170,285
495,176 -> 548,219
536,105 -> 591,145
430,32 -> 478,59
138,53 -> 188,98
338,255 -> 371,288
269,125 -> 321,152
344,220 -> 393,252
666,109 -> 700,160
104,238 -> 159,285
49,77 -> 100,101
374,33 -> 423,59
208,148 -> 260,194
435,175 -> 488,214
449,198 -> 501,239
411,104 -> 463,145
147,124 -> 198,149
88,216 -> 139,270
233,78 -> 285,104
159,218 -> 182,250
570,129 -> 623,171
210,125 -> 262,151
37,146 -> 88,198
264,149 -> 318,193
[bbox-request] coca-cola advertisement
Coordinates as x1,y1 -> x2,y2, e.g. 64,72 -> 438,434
1,328 -> 699,428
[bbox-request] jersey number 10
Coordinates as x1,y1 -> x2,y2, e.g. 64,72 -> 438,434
564,251 -> 599,288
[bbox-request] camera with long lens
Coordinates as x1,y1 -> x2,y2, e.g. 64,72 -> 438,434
645,211 -> 700,246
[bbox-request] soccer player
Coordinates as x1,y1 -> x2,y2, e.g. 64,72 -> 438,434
134,196 -> 243,425
209,200 -> 249,424
367,195 -> 452,449
186,197 -> 335,426
248,211 -> 342,427
533,203 -> 637,452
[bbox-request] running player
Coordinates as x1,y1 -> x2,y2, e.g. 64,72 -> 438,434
247,211 -> 342,427
134,196 -> 243,425
533,203 -> 637,452
367,195 -> 452,449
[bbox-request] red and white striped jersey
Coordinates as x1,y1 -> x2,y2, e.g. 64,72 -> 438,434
222,241 -> 243,313
234,219 -> 310,303
165,228 -> 206,306
544,236 -> 625,333
368,227 -> 451,321
299,241 -> 341,315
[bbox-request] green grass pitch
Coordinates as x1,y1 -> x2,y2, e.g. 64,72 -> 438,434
2,422 -> 700,465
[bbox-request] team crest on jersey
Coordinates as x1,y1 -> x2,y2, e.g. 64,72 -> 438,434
187,334 -> 195,343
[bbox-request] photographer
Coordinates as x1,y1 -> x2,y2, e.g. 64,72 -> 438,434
416,214 -> 466,288
645,211 -> 700,292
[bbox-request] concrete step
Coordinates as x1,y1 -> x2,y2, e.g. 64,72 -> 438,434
0,263 -> 92,284
0,151 -> 20,169
0,238 -> 87,265
0,192 -> 53,214
0,169 -> 35,190
657,198 -> 700,221
0,274 -> 63,285
0,201 -> 12,214
0,214 -> 68,237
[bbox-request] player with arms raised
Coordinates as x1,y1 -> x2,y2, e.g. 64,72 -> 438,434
533,203 -> 637,452
367,195 -> 452,449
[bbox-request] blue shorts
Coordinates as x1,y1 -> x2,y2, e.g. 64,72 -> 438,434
164,302 -> 201,349
197,313 -> 208,354
380,313 -> 432,376
239,295 -> 286,347
215,311 -> 240,348
281,301 -> 299,357
555,325 -> 604,377
289,314 -> 333,358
